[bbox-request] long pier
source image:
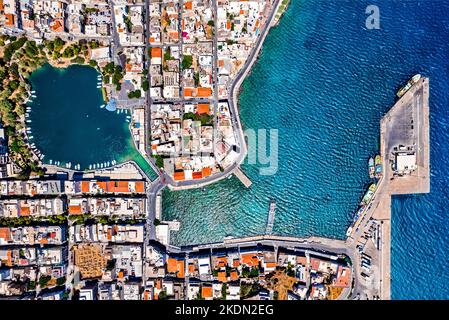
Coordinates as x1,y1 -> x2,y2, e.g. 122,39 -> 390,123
234,167 -> 253,188
265,200 -> 276,234
347,77 -> 430,300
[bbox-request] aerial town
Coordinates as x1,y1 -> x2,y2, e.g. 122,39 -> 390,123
0,0 -> 432,303
0,0 -> 283,183
0,0 -> 354,301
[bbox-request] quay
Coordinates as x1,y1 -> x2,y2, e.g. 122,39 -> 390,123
346,77 -> 430,300
234,166 -> 253,188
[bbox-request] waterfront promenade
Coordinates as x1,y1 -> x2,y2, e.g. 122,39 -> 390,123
347,77 -> 430,299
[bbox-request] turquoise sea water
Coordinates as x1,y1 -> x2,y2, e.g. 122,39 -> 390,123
28,63 -> 157,180
162,0 -> 449,299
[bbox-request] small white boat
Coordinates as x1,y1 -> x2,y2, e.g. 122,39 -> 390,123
126,119 -> 130,123
96,163 -> 100,168
100,104 -> 105,109
29,136 -> 33,139
116,110 -> 120,114
31,90 -> 36,94
31,95 -> 36,98
26,120 -> 32,123
25,113 -> 29,117
49,160 -> 53,165
126,115 -> 131,119
125,109 -> 128,114
100,163 -> 104,168
107,161 -> 110,166
89,164 -> 92,170
96,85 -> 101,88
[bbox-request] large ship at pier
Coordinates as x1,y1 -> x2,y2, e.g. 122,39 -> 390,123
397,74 -> 421,98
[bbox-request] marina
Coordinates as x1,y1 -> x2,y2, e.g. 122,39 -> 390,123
26,63 -> 157,178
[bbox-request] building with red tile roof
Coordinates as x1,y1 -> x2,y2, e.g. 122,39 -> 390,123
334,266 -> 351,287
201,285 -> 213,299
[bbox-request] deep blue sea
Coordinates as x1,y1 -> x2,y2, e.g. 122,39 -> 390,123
162,0 -> 449,299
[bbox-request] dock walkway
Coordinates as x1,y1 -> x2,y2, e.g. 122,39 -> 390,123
265,201 -> 276,234
234,166 -> 253,188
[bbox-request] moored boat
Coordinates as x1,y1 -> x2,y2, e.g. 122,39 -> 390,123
346,226 -> 353,237
361,183 -> 377,205
374,155 -> 382,178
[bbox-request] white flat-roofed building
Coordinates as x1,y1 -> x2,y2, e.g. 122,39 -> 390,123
198,257 -> 211,276
395,152 -> 417,173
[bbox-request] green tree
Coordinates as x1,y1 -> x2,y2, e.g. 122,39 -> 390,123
181,55 -> 193,69
104,62 -> 115,74
56,276 -> 66,286
8,80 -> 19,91
71,56 -> 85,64
39,275 -> 51,288
163,47 -> 172,61
128,90 -> 141,99
53,37 -> 65,52
193,72 -> 199,86
125,16 -> 133,33
27,281 -> 36,291
221,283 -> 227,299
142,79 -> 149,91
153,154 -> 164,168
89,40 -> 100,49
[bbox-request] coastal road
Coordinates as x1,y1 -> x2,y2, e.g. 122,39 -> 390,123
146,177 -> 167,242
